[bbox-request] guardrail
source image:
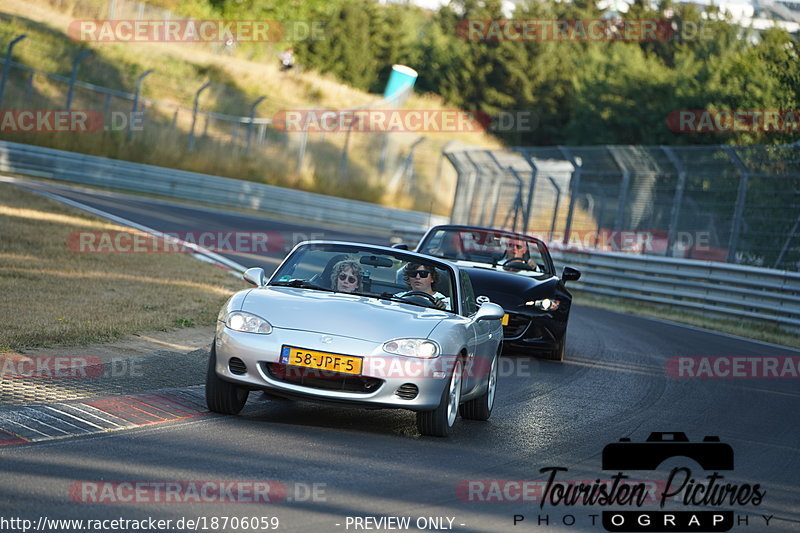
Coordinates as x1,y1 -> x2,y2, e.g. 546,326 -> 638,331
0,140 -> 447,233
389,230 -> 800,331
551,248 -> 800,331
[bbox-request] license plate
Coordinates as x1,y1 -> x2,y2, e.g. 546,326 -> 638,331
280,346 -> 363,375
502,314 -> 509,326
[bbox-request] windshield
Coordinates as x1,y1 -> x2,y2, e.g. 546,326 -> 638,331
269,243 -> 457,312
418,228 -> 553,277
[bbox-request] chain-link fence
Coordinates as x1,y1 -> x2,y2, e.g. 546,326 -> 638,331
0,25 -> 427,205
446,145 -> 800,272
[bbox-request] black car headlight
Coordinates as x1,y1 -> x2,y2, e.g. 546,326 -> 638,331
525,298 -> 560,311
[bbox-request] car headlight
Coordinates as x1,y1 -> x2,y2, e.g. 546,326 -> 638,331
525,298 -> 560,311
383,338 -> 439,358
226,311 -> 273,334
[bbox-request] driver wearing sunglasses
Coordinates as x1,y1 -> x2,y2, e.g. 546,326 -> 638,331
330,259 -> 363,293
502,237 -> 538,272
395,263 -> 450,310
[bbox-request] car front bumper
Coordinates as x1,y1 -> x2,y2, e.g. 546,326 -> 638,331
213,323 -> 452,411
502,310 -> 566,352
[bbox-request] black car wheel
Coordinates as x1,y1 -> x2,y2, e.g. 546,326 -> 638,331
543,336 -> 566,362
460,354 -> 497,421
205,341 -> 249,414
417,358 -> 463,437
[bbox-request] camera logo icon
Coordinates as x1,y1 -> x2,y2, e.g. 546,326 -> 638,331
602,432 -> 734,471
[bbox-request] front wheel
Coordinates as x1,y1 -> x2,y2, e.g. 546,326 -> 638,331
416,358 -> 463,437
543,336 -> 566,362
459,354 -> 497,421
205,341 -> 249,414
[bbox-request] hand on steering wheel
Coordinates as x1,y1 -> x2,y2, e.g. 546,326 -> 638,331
400,290 -> 443,308
501,257 -> 534,272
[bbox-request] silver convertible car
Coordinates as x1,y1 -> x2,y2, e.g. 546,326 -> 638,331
206,241 -> 505,437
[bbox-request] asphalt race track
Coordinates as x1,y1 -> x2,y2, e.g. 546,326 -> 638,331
1,180 -> 798,533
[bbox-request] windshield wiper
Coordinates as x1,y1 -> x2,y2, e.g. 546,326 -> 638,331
271,279 -> 334,292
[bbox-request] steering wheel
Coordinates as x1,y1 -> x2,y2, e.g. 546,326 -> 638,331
501,257 -> 534,272
399,290 -> 441,308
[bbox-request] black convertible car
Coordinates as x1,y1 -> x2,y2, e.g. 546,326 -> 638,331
412,225 -> 580,361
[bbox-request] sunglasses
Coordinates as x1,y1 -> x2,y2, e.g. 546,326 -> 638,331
509,243 -> 526,249
338,273 -> 358,284
408,270 -> 431,278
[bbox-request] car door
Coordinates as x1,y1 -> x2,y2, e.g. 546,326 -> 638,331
459,270 -> 494,395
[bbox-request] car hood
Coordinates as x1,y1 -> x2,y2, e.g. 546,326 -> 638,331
462,266 -> 557,306
240,286 -> 449,342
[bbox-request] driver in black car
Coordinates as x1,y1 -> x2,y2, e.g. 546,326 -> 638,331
501,237 -> 538,272
395,263 -> 450,310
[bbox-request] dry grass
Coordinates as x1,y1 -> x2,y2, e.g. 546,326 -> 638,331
0,0 -> 505,212
0,183 -> 245,351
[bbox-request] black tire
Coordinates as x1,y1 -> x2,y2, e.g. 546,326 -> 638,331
416,358 -> 463,437
205,342 -> 249,415
459,354 -> 498,421
543,336 -> 566,362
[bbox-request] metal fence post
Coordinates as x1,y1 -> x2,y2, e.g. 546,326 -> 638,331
462,151 -> 483,225
129,68 -> 153,140
547,177 -> 561,243
557,146 -> 581,245
444,153 -> 470,224
188,81 -> 211,150
661,146 -> 687,258
296,129 -> 308,171
505,167 -> 526,232
774,210 -> 800,270
0,34 -> 27,108
464,151 -> 491,226
65,50 -> 93,111
338,115 -> 360,181
724,146 -> 750,264
377,131 -> 390,175
245,95 -> 266,156
607,146 -> 632,231
521,150 -> 539,234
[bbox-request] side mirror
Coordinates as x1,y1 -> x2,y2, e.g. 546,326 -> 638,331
562,266 -> 581,282
391,243 -> 409,250
475,302 -> 505,321
243,267 -> 266,287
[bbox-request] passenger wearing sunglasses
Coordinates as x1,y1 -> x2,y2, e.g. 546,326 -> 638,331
396,263 -> 450,310
330,259 -> 363,293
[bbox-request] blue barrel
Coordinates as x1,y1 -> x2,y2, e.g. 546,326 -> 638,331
383,65 -> 418,101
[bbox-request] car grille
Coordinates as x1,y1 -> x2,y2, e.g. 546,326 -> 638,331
395,383 -> 418,400
503,313 -> 531,339
228,357 -> 247,375
263,363 -> 383,394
